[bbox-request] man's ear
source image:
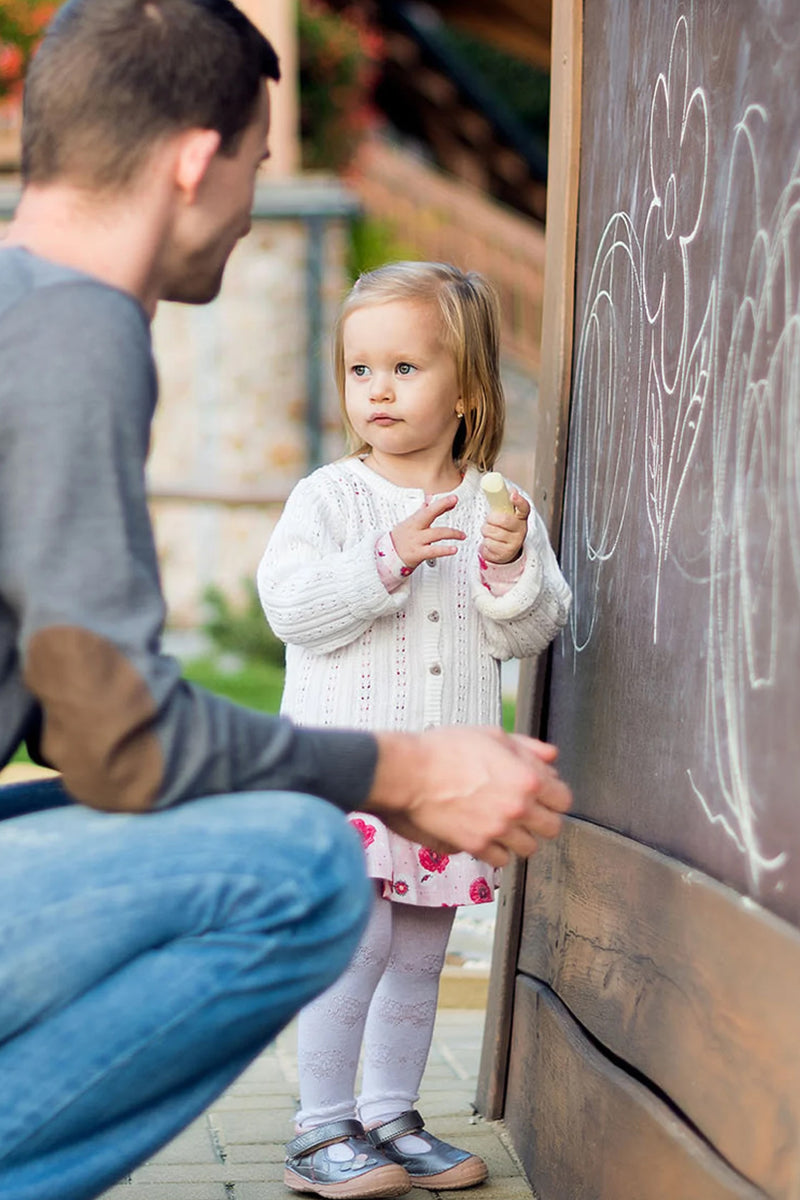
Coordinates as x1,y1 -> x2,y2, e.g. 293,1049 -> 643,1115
174,129 -> 222,203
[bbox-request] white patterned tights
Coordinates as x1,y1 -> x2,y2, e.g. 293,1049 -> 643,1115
296,892 -> 456,1147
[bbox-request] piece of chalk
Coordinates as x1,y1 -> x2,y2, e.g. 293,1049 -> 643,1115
481,472 -> 514,513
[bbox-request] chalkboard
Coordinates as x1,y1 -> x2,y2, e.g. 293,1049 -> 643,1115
548,0 -> 800,926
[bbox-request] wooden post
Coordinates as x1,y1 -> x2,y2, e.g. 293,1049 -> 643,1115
238,0 -> 300,176
475,0 -> 583,1120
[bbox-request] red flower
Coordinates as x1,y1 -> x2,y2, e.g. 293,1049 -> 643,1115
349,817 -> 376,848
469,877 -> 493,904
0,45 -> 24,82
418,847 -> 449,873
393,879 -> 409,895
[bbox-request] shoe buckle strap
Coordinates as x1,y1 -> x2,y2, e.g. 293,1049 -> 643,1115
366,1110 -> 424,1147
286,1118 -> 365,1159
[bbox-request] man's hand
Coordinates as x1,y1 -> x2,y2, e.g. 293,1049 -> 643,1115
391,496 -> 466,571
366,726 -> 572,866
480,490 -> 530,564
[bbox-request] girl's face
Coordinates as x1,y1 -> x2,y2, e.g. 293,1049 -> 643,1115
342,299 -> 462,467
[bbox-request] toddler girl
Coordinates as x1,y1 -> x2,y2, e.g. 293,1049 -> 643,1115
257,261 -> 571,1199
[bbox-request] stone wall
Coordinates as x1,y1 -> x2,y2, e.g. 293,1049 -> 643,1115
147,181 -> 357,626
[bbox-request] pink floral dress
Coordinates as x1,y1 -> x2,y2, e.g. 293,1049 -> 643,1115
348,812 -> 498,907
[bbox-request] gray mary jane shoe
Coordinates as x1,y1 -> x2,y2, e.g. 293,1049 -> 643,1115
284,1118 -> 412,1199
366,1111 -> 488,1190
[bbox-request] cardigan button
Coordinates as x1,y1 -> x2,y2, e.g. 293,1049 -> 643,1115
427,610 -> 440,622
429,663 -> 442,676
426,558 -> 436,568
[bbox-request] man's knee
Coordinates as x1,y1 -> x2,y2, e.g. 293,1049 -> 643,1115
290,796 -> 372,977
196,789 -> 372,966
327,823 -> 373,969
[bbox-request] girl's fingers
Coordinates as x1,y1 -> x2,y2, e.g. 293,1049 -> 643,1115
481,534 -> 516,555
480,542 -> 523,564
484,514 -> 523,535
417,495 -> 458,527
481,526 -> 516,545
510,490 -> 531,518
426,527 -> 465,544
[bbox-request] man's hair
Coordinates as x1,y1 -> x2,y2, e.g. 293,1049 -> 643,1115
333,261 -> 505,473
21,0 -> 280,188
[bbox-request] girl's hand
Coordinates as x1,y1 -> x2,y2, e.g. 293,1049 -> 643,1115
480,490 -> 530,564
391,495 -> 466,571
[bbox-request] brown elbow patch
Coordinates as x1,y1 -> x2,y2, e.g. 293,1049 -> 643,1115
24,627 -> 164,812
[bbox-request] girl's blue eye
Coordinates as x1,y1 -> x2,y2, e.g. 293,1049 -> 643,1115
352,364 -> 368,377
396,362 -> 414,376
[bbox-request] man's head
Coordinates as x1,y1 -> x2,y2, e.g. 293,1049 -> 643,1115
22,0 -> 280,191
18,0 -> 280,306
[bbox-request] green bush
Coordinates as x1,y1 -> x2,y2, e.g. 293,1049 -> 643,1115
298,0 -> 382,171
0,1 -> 56,102
202,580 -> 285,668
346,214 -> 416,282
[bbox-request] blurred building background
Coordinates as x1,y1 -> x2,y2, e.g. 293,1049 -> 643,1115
1,0 -> 551,630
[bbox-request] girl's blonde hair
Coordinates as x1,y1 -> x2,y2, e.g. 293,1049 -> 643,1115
333,261 -> 505,472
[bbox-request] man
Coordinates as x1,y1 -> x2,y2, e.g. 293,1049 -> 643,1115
0,2 -> 571,1197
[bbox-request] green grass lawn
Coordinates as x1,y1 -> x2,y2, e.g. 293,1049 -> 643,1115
182,656 -> 285,713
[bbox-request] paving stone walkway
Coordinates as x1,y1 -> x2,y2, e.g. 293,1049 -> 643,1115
99,1007 -> 535,1200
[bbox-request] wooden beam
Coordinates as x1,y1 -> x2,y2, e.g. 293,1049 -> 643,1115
475,0 -> 582,1120
505,977 -> 766,1200
519,818 -> 800,1198
238,0 -> 299,176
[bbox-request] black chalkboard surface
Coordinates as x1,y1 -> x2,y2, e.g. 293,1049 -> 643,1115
548,0 -> 800,926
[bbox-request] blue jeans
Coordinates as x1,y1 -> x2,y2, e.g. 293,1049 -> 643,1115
0,779 -> 372,1200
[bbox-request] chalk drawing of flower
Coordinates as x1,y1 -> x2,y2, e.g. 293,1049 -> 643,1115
566,213 -> 644,656
645,279 -> 714,639
686,110 -> 798,887
642,15 -> 708,397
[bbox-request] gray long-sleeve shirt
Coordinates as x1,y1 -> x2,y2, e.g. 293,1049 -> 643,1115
0,246 -> 377,814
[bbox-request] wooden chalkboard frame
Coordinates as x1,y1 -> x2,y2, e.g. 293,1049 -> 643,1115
476,0 -> 584,1121
505,976 -> 767,1200
513,817 -> 800,1197
478,4 -> 800,1197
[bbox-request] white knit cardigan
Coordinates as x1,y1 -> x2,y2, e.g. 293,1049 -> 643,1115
257,458 -> 571,735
